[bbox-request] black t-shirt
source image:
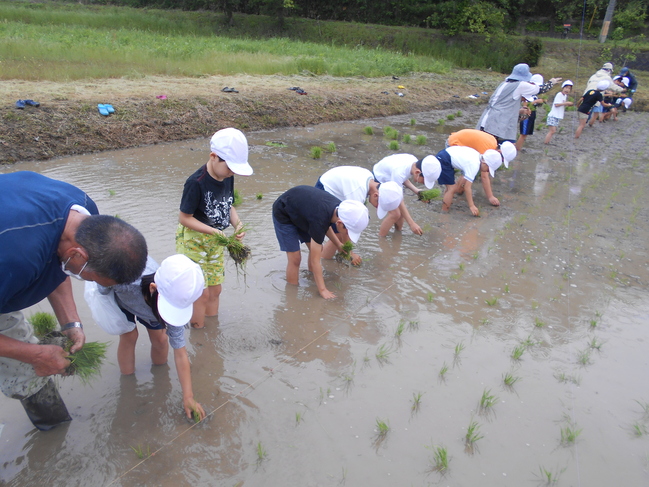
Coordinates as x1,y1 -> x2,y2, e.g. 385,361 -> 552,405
578,90 -> 603,114
272,185 -> 341,245
179,165 -> 234,230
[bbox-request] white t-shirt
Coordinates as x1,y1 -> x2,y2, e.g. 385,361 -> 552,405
548,92 -> 568,119
372,154 -> 417,186
445,146 -> 481,183
319,166 -> 373,203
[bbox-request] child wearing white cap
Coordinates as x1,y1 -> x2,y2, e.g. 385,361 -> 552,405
447,129 -> 518,166
372,154 -> 441,235
272,185 -> 369,300
544,80 -> 574,144
434,146 -> 504,216
176,127 -> 253,328
316,166 -> 403,261
87,254 -> 206,421
575,81 -> 610,138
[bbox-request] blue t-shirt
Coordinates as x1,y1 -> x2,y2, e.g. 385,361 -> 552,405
0,172 -> 98,313
179,165 -> 234,230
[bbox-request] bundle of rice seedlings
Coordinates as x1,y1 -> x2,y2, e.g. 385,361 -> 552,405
335,241 -> 355,266
66,341 -> 109,385
418,188 -> 442,203
29,312 -> 57,338
212,228 -> 251,269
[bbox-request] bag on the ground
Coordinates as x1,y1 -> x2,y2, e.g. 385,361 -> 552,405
83,281 -> 133,335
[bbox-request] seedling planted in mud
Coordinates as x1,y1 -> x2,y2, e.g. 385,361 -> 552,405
427,444 -> 449,473
438,118 -> 445,125
295,411 -> 303,425
375,418 -> 390,437
504,283 -> 509,293
446,114 -> 455,120
454,341 -> 465,358
108,189 -> 116,196
325,142 -> 337,152
456,110 -> 463,117
131,444 -> 151,459
537,465 -> 564,484
415,135 -> 427,145
485,297 -> 498,306
411,392 -> 424,412
389,141 -> 400,150
632,422 -> 646,437
410,118 -> 416,126
465,419 -> 484,453
439,362 -> 449,379
402,133 -> 411,144
375,343 -> 392,365
511,345 -> 525,361
363,126 -> 374,135
310,146 -> 322,159
555,371 -> 581,385
255,192 -> 263,200
534,317 -> 545,328
503,372 -> 520,388
560,425 -> 582,445
479,388 -> 498,414
635,400 -> 649,416
577,349 -> 591,365
427,292 -> 435,302
256,441 -> 268,463
588,337 -> 603,350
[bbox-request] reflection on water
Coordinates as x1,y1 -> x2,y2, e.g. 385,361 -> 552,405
2,109 -> 649,485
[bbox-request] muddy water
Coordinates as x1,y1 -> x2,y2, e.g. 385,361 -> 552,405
2,106 -> 649,486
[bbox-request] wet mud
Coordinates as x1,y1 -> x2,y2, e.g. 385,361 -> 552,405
1,104 -> 649,486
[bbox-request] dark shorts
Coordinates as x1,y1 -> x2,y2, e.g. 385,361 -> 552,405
519,110 -> 537,135
435,149 -> 456,186
119,307 -> 165,331
273,215 -> 311,252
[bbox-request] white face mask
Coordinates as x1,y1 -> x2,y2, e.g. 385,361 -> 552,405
61,257 -> 88,281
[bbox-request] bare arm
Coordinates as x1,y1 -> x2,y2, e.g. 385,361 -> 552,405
399,200 -> 423,235
403,180 -> 421,195
173,347 -> 205,420
325,227 -> 361,266
0,335 -> 70,376
179,211 -> 224,237
229,207 -> 245,240
481,171 -> 499,206
463,181 -> 479,216
48,277 -> 85,353
308,243 -> 335,299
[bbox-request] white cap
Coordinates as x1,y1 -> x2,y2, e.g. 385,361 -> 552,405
421,155 -> 441,189
338,200 -> 369,243
621,77 -> 630,88
154,255 -> 205,327
210,128 -> 253,176
499,141 -> 517,168
596,80 -> 610,91
376,181 -> 403,219
530,74 -> 544,86
623,98 -> 632,109
562,80 -> 574,87
482,150 -> 503,178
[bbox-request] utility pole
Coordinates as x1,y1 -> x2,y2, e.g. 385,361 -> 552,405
599,0 -> 616,43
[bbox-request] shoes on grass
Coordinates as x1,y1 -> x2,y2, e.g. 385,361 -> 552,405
221,87 -> 239,93
98,104 -> 115,116
295,89 -> 308,95
15,100 -> 26,109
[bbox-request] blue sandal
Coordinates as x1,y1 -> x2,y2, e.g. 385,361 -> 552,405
98,104 -> 109,116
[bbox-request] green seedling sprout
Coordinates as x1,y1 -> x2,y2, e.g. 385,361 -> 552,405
233,188 -> 243,207
536,465 -> 564,484
363,126 -> 374,135
456,110 -> 463,117
534,317 -> 545,328
472,251 -> 479,260
511,344 -> 525,361
310,146 -> 322,159
588,337 -> 603,350
485,297 -> 498,306
438,119 -> 445,125
410,118 -> 416,126
577,349 -> 591,365
295,411 -> 303,425
256,441 -> 268,463
439,362 -> 449,380
633,422 -> 646,437
108,189 -> 116,196
465,419 -> 484,453
325,142 -> 336,152
66,341 -> 109,384
427,292 -> 435,302
191,408 -> 201,423
264,141 -> 287,148
560,425 -> 581,445
29,312 -> 57,338
446,114 -> 455,120
418,188 -> 441,202
402,134 -> 411,144
130,444 -> 151,459
454,341 -> 465,358
504,283 -> 510,293
375,418 -> 389,437
375,343 -> 392,365
415,135 -> 427,145
389,140 -> 400,150
503,372 -> 520,388
479,388 -> 498,414
256,192 -> 263,200
411,392 -> 423,412
427,444 -> 449,473
395,319 -> 406,338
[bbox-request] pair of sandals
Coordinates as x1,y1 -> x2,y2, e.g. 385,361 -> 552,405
98,104 -> 115,116
16,99 -> 40,109
221,87 -> 239,93
288,87 -> 308,95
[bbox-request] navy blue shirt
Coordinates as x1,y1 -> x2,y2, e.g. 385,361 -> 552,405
0,172 -> 98,313
179,165 -> 234,230
272,185 -> 340,245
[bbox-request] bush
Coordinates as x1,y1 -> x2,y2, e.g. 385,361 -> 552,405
522,37 -> 544,67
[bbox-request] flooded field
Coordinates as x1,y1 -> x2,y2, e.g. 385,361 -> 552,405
1,105 -> 649,486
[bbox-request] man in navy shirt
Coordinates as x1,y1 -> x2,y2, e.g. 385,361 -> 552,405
0,171 -> 148,430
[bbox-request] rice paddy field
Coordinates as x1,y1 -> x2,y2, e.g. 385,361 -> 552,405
1,103 -> 649,486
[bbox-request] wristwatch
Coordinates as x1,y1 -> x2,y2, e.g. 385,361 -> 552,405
61,321 -> 83,331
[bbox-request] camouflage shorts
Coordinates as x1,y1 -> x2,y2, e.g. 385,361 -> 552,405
175,224 -> 225,286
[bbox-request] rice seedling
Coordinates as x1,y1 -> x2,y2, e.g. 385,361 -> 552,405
446,114 -> 455,120
108,189 -> 116,196
635,400 -> 649,416
29,312 -> 57,338
411,392 -> 424,412
485,297 -> 498,306
402,133 -> 411,144
560,425 -> 582,445
335,240 -> 354,264
525,254 -> 532,262
454,341 -> 465,358
375,343 -> 392,365
511,344 -> 525,361
131,444 -> 151,459
415,135 -> 427,145
325,142 -> 337,152
479,388 -> 498,414
67,341 -> 109,384
577,349 -> 591,365
521,267 -> 527,274
503,283 -> 509,293
256,441 -> 268,463
408,320 -> 419,331
480,318 -> 490,325
439,362 -> 449,379
554,371 -> 581,385
427,444 -> 449,473
459,262 -> 465,271
632,422 -> 646,436
503,371 -> 520,388
417,188 -> 441,202
363,126 -> 374,135
191,407 -> 201,423
375,418 -> 390,437
211,226 -> 251,270
389,141 -> 400,150
588,337 -> 603,350
536,465 -> 564,484
383,126 -> 394,135
438,119 -> 445,125
295,411 -> 303,425
310,146 -> 322,159
534,317 -> 545,328
456,110 -> 463,117
255,192 -> 263,200
531,300 -> 539,309
410,118 -> 416,125
233,188 -> 242,207
264,141 -> 287,147
521,335 -> 536,349
465,419 -> 483,453
450,273 -> 459,281
427,292 -> 435,302
472,251 -> 479,260
589,319 -> 598,328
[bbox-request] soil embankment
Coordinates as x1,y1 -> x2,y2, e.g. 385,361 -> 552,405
0,72 -> 500,164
